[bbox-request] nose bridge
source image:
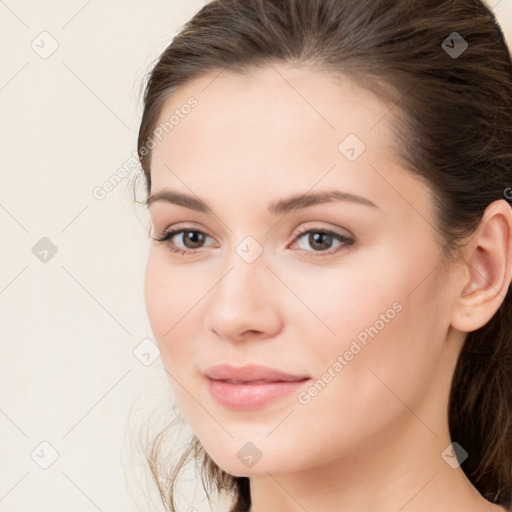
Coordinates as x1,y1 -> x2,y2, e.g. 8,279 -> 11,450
205,234 -> 282,338
216,235 -> 269,306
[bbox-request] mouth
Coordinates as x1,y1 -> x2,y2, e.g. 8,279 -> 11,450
205,374 -> 311,410
218,378 -> 307,384
203,363 -> 310,383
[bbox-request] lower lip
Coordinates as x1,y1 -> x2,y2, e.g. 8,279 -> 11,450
206,377 -> 311,410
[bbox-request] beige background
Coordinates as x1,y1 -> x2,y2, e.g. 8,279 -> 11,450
0,1 -> 511,511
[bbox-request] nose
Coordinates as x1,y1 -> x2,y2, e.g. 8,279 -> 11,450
205,247 -> 283,342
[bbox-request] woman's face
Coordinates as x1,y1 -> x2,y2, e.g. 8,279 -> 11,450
144,64 -> 459,477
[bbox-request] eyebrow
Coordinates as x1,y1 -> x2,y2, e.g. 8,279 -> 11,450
145,189 -> 379,215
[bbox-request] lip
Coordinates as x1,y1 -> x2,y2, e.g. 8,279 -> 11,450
204,363 -> 310,383
204,364 -> 311,410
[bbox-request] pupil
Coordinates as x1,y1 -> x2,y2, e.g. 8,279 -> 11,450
310,232 -> 332,250
185,231 -> 204,248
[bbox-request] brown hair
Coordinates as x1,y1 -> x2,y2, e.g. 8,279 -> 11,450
134,0 -> 512,510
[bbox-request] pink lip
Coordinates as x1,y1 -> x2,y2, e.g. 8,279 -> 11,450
204,364 -> 311,410
204,363 -> 310,382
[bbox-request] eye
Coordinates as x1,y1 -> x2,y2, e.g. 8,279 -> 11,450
151,228 -> 216,255
152,226 -> 354,257
290,227 -> 354,257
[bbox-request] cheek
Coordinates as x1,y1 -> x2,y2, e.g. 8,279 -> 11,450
302,248 -> 444,405
143,251 -> 170,336
289,258 -> 401,359
143,251 -> 191,345
143,249 -> 209,370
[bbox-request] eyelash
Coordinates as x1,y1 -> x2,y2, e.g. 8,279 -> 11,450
152,226 -> 355,258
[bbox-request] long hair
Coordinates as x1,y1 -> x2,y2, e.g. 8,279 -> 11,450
134,1 -> 512,510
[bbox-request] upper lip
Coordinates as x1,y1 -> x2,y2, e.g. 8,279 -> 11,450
204,364 -> 310,383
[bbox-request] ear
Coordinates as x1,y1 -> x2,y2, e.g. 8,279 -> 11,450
451,199 -> 512,333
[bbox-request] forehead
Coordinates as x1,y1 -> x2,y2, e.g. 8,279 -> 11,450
148,63 -> 428,217
151,64 -> 394,165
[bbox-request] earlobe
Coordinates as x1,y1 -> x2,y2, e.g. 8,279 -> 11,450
451,199 -> 512,333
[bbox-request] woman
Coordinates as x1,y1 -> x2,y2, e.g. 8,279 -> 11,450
135,0 -> 512,510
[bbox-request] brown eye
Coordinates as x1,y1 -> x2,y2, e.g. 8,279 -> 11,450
152,228 -> 214,255
291,228 -> 355,257
180,230 -> 207,249
306,232 -> 334,251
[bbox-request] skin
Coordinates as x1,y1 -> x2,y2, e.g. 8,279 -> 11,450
143,63 -> 512,512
